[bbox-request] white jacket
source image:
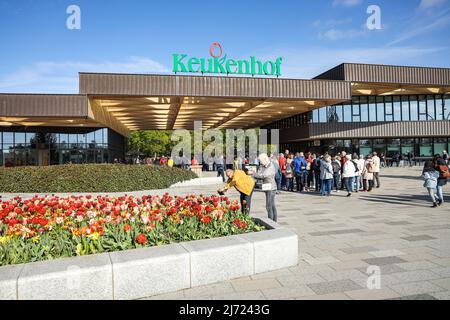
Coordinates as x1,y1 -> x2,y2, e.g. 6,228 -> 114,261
342,160 -> 357,178
372,156 -> 381,173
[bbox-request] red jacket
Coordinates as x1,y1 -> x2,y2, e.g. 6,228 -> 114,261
279,157 -> 287,174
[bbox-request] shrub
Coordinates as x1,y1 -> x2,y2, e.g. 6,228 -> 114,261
0,164 -> 197,193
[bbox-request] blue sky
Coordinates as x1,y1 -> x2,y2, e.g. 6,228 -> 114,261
0,0 -> 449,93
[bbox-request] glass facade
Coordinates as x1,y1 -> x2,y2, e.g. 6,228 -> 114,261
0,128 -> 125,167
309,94 -> 449,124
281,137 -> 450,159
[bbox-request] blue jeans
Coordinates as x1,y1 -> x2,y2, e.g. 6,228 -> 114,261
321,179 -> 332,195
275,174 -> 281,191
314,172 -> 321,191
354,176 -> 361,192
344,177 -> 354,194
333,173 -> 340,191
286,177 -> 294,191
436,179 -> 447,202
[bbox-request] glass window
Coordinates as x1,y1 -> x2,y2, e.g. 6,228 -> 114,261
312,109 -> 319,123
3,132 -> 14,145
385,96 -> 393,121
434,138 -> 447,156
3,149 -> 15,167
15,132 -> 26,145
401,138 -> 415,156
368,96 -> 376,122
352,97 -> 360,122
444,94 -> 450,120
359,139 -> 372,157
419,138 -> 433,157
418,95 -> 427,121
435,95 -> 444,120
26,132 -> 36,147
427,95 -> 436,120
360,96 -> 368,122
318,107 -> 327,123
410,95 -> 418,121
373,139 -> 386,156
401,96 -> 410,121
386,138 -> 401,157
343,140 -> 351,148
102,128 -> 108,145
393,96 -> 401,121
95,129 -> 104,144
335,105 -> 343,122
343,104 -> 351,122
376,96 -> 384,122
327,106 -> 338,123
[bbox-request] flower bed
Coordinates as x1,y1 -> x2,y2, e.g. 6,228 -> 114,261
0,194 -> 264,266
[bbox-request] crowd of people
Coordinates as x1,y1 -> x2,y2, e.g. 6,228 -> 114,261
276,150 -> 381,197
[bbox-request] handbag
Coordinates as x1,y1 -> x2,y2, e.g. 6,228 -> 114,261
262,183 -> 272,191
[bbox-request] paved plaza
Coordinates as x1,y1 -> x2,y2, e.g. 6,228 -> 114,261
3,166 -> 450,300
143,166 -> 450,300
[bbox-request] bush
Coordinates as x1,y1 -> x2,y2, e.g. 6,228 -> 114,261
0,164 -> 197,193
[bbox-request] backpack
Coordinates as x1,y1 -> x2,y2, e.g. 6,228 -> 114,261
367,162 -> 375,173
351,160 -> 360,173
286,163 -> 292,174
438,164 -> 450,178
331,161 -> 340,173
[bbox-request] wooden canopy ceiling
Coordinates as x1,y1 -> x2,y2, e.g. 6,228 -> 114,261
90,96 -> 343,132
352,82 -> 450,96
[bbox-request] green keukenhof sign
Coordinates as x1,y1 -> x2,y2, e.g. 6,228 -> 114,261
172,42 -> 282,77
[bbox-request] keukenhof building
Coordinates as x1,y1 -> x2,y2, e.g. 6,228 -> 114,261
1,62 -> 450,166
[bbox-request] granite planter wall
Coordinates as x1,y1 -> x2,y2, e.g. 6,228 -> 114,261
0,217 -> 298,300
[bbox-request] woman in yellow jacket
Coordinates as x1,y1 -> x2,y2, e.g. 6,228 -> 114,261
218,169 -> 255,214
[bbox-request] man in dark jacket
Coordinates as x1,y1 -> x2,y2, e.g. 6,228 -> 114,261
293,152 -> 308,192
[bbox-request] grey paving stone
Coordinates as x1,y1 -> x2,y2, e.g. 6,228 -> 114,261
261,286 -> 315,299
395,260 -> 440,271
276,274 -> 326,287
388,281 -> 445,296
385,221 -> 412,226
401,235 -> 437,241
309,229 -> 364,237
390,270 -> 441,282
309,219 -> 333,223
388,294 -> 437,300
430,291 -> 450,300
351,215 -> 376,220
363,256 -> 407,266
357,264 -> 406,275
307,279 -> 363,295
340,246 -> 378,254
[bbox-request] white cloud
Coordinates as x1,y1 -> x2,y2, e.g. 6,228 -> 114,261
332,0 -> 363,7
419,0 -> 447,10
0,57 -> 169,93
387,11 -> 450,46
